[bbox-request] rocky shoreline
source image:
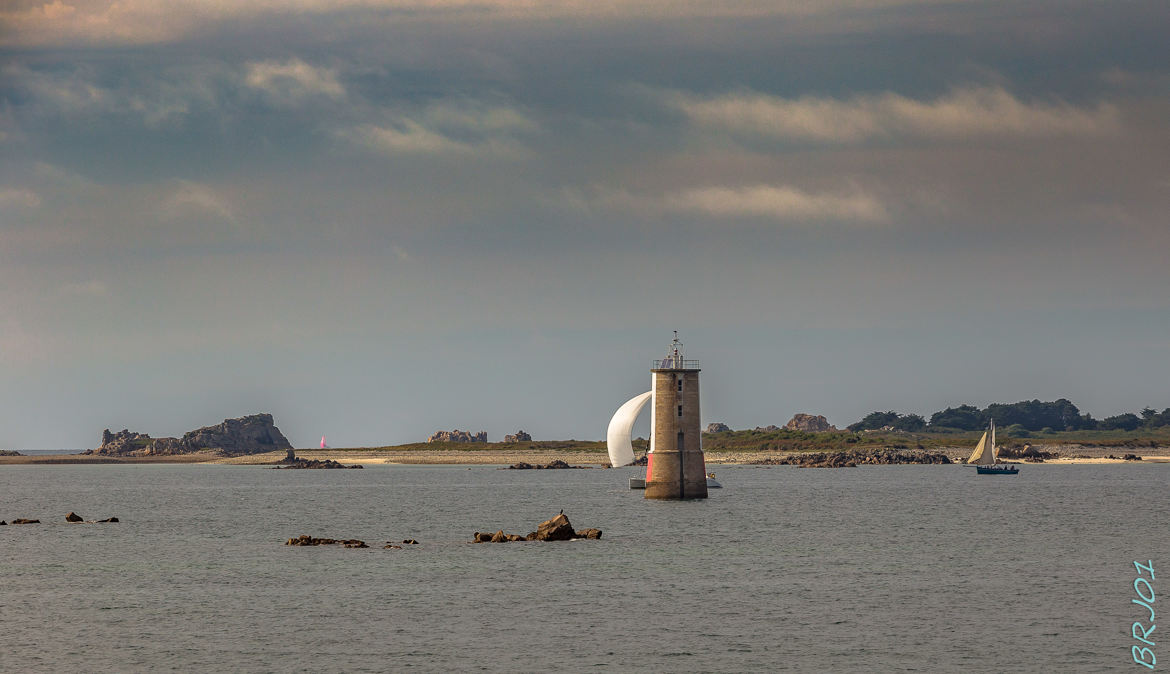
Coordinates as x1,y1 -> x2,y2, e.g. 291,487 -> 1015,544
750,448 -> 953,468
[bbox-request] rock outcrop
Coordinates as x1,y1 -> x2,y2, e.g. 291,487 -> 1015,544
535,513 -> 576,541
705,422 -> 731,433
998,445 -> 1058,462
472,512 -> 602,543
0,449 -> 22,456
427,429 -> 487,443
785,414 -> 837,432
751,448 -> 952,468
286,535 -> 368,548
754,425 -> 781,432
503,430 -> 533,442
94,413 -> 292,457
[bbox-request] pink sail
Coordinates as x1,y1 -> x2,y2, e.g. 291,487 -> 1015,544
320,435 -> 327,449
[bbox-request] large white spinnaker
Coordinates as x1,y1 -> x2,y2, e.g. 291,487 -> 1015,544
607,391 -> 653,467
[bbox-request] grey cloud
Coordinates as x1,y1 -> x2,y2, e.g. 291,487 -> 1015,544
159,180 -> 236,222
0,187 -> 42,209
591,184 -> 889,224
244,59 -> 345,103
0,0 -> 979,48
336,102 -> 537,157
675,86 -> 1121,144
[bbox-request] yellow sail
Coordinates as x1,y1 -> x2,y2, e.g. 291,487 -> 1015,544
966,430 -> 993,465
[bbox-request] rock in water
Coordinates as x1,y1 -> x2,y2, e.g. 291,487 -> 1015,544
98,517 -> 119,523
11,518 -> 40,524
65,512 -> 84,522
535,513 -> 575,542
473,512 -> 602,543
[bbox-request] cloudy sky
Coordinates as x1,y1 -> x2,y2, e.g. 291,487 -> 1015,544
2,0 -> 1168,448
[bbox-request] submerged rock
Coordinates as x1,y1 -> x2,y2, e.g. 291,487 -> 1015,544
98,517 -> 119,523
11,518 -> 40,524
286,535 -> 368,548
505,459 -> 588,470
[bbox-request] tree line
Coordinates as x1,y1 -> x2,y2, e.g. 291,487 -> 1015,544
847,399 -> 1170,434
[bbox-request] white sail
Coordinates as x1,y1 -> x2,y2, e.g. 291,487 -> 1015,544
989,420 -> 997,463
607,390 -> 653,467
966,422 -> 996,465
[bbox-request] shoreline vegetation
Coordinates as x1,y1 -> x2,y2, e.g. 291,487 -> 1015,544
4,429 -> 1170,466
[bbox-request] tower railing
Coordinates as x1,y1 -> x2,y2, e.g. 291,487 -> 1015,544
651,359 -> 701,370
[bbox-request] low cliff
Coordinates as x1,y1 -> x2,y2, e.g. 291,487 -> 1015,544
94,413 -> 292,456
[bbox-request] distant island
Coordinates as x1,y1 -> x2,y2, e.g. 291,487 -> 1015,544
1,399 -> 1168,466
86,413 -> 292,457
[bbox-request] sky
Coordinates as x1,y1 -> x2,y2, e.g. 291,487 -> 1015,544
2,0 -> 1169,449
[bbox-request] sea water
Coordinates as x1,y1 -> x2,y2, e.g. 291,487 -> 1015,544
1,463 -> 1167,672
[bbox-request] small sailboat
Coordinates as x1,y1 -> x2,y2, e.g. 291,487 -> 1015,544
320,435 -> 328,450
705,472 -> 722,488
966,420 -> 1018,475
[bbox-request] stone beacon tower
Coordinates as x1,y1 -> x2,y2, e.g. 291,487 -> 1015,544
645,333 -> 708,500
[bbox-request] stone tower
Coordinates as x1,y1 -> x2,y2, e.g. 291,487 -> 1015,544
645,333 -> 708,500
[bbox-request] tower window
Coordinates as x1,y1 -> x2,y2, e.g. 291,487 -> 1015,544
677,379 -> 683,392
677,405 -> 683,417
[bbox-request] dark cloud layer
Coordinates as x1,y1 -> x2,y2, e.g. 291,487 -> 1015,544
1,1 -> 1168,447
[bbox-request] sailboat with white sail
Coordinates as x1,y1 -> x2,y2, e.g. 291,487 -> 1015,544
966,420 -> 1018,475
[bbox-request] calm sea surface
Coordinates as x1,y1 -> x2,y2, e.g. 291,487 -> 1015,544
2,463 -> 1167,672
